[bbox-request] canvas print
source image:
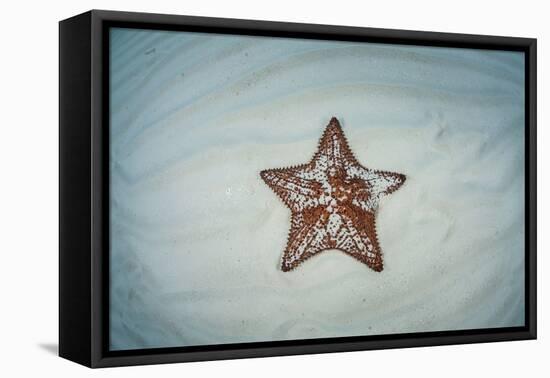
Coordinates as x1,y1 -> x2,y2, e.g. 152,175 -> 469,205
108,27 -> 525,351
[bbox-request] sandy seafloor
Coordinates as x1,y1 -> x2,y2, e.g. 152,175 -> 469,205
108,27 -> 525,351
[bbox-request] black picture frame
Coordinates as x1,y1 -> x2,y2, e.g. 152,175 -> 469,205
59,9 -> 537,368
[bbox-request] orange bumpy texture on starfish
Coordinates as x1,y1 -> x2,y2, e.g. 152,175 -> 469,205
260,117 -> 405,272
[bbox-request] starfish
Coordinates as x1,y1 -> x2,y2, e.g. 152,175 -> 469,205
260,117 -> 405,272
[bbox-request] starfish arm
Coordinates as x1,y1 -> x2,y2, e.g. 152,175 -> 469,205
281,208 -> 329,271
260,166 -> 321,211
350,167 -> 406,210
334,209 -> 383,272
311,117 -> 358,171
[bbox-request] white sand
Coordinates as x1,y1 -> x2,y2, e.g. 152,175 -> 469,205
109,28 -> 525,350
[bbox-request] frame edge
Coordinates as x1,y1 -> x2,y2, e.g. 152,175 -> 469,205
59,11 -> 94,368
527,38 -> 537,340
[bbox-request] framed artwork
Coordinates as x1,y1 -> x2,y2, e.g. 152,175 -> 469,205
59,10 -> 537,368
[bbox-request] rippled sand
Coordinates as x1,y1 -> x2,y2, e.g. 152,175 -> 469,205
108,28 -> 525,350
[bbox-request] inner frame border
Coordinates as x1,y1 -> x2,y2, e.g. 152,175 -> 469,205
89,9 -> 536,368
